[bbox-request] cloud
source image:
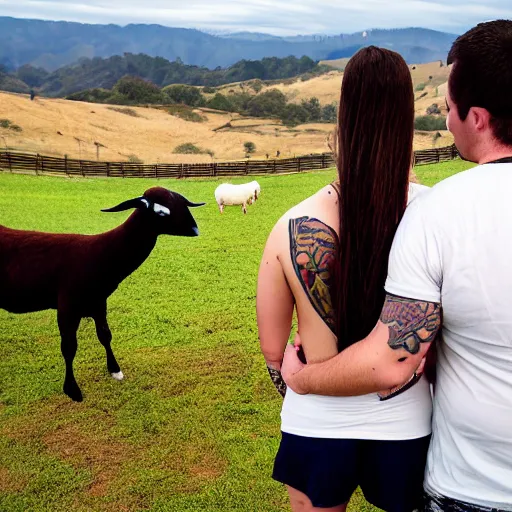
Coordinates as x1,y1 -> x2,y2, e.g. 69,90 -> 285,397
1,0 -> 511,35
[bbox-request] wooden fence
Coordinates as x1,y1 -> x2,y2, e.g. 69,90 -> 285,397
0,145 -> 458,179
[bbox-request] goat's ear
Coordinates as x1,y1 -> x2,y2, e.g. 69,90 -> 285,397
101,197 -> 150,213
185,200 -> 206,208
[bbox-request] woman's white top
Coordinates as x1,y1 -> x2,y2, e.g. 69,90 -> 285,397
281,182 -> 432,440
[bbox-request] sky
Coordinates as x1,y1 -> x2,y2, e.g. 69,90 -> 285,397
0,0 -> 511,36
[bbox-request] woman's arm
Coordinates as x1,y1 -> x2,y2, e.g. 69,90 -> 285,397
257,222 -> 295,397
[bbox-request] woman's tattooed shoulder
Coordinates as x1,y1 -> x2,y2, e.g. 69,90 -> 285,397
289,217 -> 337,334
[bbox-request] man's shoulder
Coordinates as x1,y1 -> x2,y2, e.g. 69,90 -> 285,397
411,166 -> 480,212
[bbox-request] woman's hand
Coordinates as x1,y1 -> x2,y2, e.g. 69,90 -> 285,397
281,343 -> 308,394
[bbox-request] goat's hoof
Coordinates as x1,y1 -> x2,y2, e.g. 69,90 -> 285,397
64,383 -> 83,402
111,371 -> 124,381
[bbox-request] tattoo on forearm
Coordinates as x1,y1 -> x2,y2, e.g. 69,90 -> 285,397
289,216 -> 337,334
267,365 -> 287,397
382,294 -> 441,355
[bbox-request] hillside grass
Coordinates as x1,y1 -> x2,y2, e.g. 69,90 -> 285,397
0,58 -> 454,164
0,159 -> 474,511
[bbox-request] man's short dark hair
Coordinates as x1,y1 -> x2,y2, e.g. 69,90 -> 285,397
447,20 -> 512,145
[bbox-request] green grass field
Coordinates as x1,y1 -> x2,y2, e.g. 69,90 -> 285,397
0,159 -> 474,512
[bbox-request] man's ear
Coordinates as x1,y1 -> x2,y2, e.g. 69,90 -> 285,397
469,106 -> 492,133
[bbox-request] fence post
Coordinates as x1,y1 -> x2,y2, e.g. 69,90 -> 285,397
154,164 -> 158,179
7,152 -> 12,173
64,155 -> 68,176
212,163 -> 217,177
321,153 -> 325,168
179,164 -> 184,179
35,154 -> 40,176
273,159 -> 276,173
80,160 -> 85,177
121,163 -> 125,178
40,155 -> 44,175
436,148 -> 440,163
245,160 -> 249,175
297,157 -> 301,173
106,162 -> 110,177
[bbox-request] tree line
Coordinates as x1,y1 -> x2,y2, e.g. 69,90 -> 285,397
66,76 -> 338,126
0,53 -> 332,97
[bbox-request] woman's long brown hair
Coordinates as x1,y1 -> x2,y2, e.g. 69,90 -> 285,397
333,46 -> 414,351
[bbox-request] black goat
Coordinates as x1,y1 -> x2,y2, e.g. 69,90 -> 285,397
0,187 -> 204,401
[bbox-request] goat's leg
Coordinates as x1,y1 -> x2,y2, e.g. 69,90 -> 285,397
242,201 -> 247,214
57,310 -> 83,402
92,306 -> 123,381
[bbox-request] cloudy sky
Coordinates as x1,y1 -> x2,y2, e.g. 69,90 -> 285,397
1,0 -> 511,35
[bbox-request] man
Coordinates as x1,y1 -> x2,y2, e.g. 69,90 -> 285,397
282,20 -> 512,512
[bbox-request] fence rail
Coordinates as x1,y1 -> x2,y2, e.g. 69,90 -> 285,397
0,145 -> 458,179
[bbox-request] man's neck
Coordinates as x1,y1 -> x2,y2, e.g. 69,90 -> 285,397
478,147 -> 512,165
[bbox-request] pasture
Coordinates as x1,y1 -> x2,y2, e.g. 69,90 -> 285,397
0,159 -> 473,511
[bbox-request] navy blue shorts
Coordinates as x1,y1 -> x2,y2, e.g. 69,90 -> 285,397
273,432 -> 431,511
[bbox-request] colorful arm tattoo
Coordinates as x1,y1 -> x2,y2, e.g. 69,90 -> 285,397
378,294 -> 441,400
267,364 -> 287,397
382,294 -> 441,355
289,217 -> 337,334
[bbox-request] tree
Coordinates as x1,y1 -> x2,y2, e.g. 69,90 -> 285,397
321,103 -> 337,122
415,115 -> 447,131
206,93 -> 235,112
246,89 -> 286,117
281,104 -> 309,126
164,84 -> 205,106
244,141 -> 256,156
113,75 -> 164,103
229,92 -> 252,113
173,142 -> 203,154
301,97 -> 322,122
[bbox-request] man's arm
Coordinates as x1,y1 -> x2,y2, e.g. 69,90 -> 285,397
282,294 -> 441,396
257,222 -> 295,397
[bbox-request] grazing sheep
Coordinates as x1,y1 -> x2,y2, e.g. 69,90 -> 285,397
0,187 -> 204,402
214,181 -> 260,214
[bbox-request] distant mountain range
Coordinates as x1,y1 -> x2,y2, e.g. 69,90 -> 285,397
0,16 -> 457,72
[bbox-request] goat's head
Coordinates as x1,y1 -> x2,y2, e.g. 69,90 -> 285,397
102,187 -> 205,237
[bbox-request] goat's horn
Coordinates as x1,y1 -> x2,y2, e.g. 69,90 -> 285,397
185,200 -> 206,208
101,197 -> 150,213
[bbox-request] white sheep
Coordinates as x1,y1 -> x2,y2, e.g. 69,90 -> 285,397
214,182 -> 260,214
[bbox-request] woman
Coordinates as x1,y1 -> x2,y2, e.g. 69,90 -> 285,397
256,46 -> 432,512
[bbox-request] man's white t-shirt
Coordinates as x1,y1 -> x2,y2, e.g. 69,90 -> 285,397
386,163 -> 512,510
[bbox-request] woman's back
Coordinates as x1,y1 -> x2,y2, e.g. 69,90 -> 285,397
275,183 -> 340,364
273,181 -> 432,439
276,181 -> 430,363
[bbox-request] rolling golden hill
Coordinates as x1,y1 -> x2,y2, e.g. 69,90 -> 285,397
0,60 -> 453,164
